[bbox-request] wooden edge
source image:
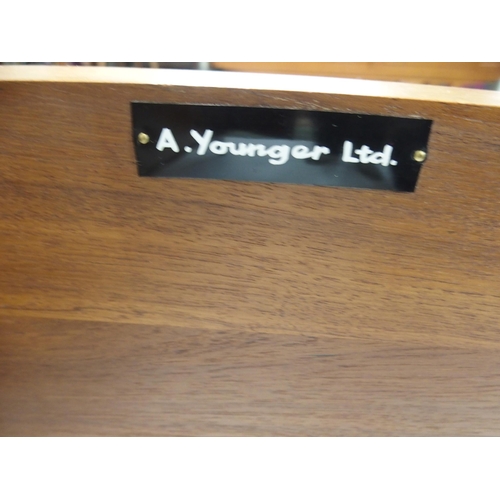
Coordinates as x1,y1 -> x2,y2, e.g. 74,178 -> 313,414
1,65 -> 500,108
212,62 -> 500,85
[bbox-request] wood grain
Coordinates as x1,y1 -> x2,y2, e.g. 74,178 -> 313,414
0,66 -> 499,435
2,317 -> 500,436
212,62 -> 500,86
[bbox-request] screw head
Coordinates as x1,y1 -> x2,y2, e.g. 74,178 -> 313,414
138,132 -> 150,145
413,150 -> 427,162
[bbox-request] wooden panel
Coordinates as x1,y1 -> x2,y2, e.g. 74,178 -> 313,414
2,317 -> 500,436
213,62 -> 500,86
0,66 -> 499,435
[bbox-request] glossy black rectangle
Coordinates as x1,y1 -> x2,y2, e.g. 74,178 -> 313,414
131,103 -> 432,192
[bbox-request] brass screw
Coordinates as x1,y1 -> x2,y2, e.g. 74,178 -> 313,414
413,150 -> 427,162
138,132 -> 150,145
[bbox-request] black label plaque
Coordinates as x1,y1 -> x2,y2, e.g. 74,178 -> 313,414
132,103 -> 432,192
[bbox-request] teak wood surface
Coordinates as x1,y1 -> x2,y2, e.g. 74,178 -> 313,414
213,62 -> 500,86
0,66 -> 499,436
